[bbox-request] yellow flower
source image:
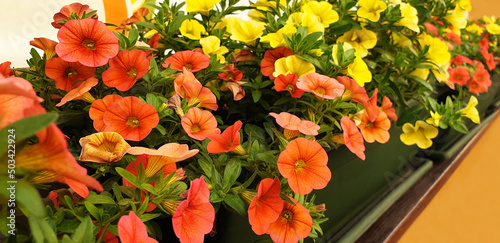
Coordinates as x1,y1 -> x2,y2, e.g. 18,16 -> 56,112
356,0 -> 387,22
186,0 -> 221,15
400,120 -> 439,149
273,55 -> 315,78
308,48 -> 324,56
79,132 -> 131,164
457,0 -> 472,11
395,3 -> 420,33
410,68 -> 430,80
347,56 -> 372,86
144,29 -> 158,39
466,23 -> 484,35
179,19 -> 207,40
249,0 -> 287,20
426,111 -> 442,127
431,62 -> 453,89
459,96 -> 480,124
199,36 -> 228,63
287,12 -> 325,34
445,6 -> 467,30
391,33 -> 413,48
226,17 -> 266,43
337,27 -> 377,58
419,34 -> 451,65
486,23 -> 500,35
301,1 -> 339,27
260,24 -> 297,48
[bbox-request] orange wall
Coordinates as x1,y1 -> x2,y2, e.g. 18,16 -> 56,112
470,0 -> 500,19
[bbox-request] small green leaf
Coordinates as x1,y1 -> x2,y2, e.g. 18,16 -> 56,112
116,167 -> 140,188
72,217 -> 95,243
223,194 -> 246,216
140,213 -> 162,222
222,160 -> 241,192
85,194 -> 116,205
252,90 -> 262,103
84,202 -> 101,222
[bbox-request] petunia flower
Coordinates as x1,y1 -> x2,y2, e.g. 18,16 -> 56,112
186,0 -> 221,15
260,24 -> 297,48
274,74 -> 305,98
207,120 -> 245,154
56,77 -> 98,106
79,132 -> 131,164
266,196 -> 313,243
172,177 -> 215,243
89,95 -> 123,131
181,107 -> 220,140
357,0 -> 387,22
269,112 -> 320,139
277,137 -> 331,195
337,76 -> 369,105
261,47 -> 293,79
183,81 -> 219,111
118,211 -> 158,243
394,3 -> 420,32
449,66 -> 471,85
102,96 -> 160,141
162,50 -> 210,72
226,17 -> 266,44
459,96 -> 480,124
45,57 -> 96,91
381,96 -> 398,121
218,64 -> 243,82
400,120 -> 439,149
286,13 -> 324,35
102,49 -> 149,91
426,111 -> 442,127
301,1 -> 339,27
273,55 -> 316,78
340,117 -> 366,160
200,36 -> 228,63
180,19 -> 207,40
51,3 -> 97,29
248,178 -> 284,235
174,68 -> 201,97
297,73 -> 345,100
30,37 -> 58,59
347,56 -> 373,86
358,111 -> 391,144
337,28 -> 377,58
56,19 -> 119,67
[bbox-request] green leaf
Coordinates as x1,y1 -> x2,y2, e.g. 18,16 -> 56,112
85,194 -> 116,205
222,160 -> 241,192
252,90 -> 262,103
223,194 -> 246,216
72,217 -> 95,243
84,202 -> 101,222
62,235 -> 74,243
408,75 -> 434,91
257,153 -> 276,164
128,28 -> 139,47
156,124 -> 167,135
57,220 -> 81,233
140,213 -> 162,222
116,167 -> 140,188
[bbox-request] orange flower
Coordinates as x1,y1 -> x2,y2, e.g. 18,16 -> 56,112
102,96 -> 160,141
449,67 -> 470,85
0,61 -> 13,77
16,123 -> 103,192
340,117 -> 365,160
30,37 -> 58,59
221,81 -> 246,101
232,50 -> 255,62
162,50 -> 210,72
89,95 -> 123,131
181,107 -> 220,140
79,132 -> 131,164
269,112 -> 320,139
218,64 -> 243,81
128,7 -> 150,24
52,3 -> 97,29
172,177 -> 215,243
358,111 -> 391,143
118,211 -> 158,243
183,81 -> 219,111
207,120 -> 245,154
266,196 -> 313,243
56,19 -> 119,67
102,50 -> 150,91
277,137 -> 331,195
363,88 -> 381,122
56,77 -> 98,106
337,76 -> 369,105
31,161 -> 91,198
248,178 -> 284,235
174,68 -> 201,97
45,57 -> 96,91
274,74 -> 305,98
261,47 -> 293,79
127,143 -> 199,177
381,96 -> 398,121
297,73 -> 345,100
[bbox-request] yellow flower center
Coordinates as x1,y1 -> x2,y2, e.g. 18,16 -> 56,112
191,124 -> 201,133
294,159 -> 307,170
65,67 -> 78,77
126,117 -> 141,127
98,141 -> 116,153
82,39 -> 97,50
280,210 -> 293,223
286,84 -> 295,92
226,74 -> 234,80
184,63 -> 193,70
127,68 -> 138,78
314,87 -> 326,96
365,122 -> 374,128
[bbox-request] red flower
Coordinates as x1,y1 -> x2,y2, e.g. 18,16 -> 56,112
472,68 -> 491,87
451,55 -> 472,65
172,177 -> 215,243
219,64 -> 243,81
45,57 -> 96,91
56,19 -> 119,67
341,117 -> 365,160
277,137 -> 331,195
261,47 -> 293,79
297,73 -> 345,100
482,51 -> 496,71
449,67 -> 471,85
52,3 -> 97,29
479,37 -> 489,52
181,107 -> 220,140
207,120 -> 243,154
381,96 -> 398,121
424,23 -> 438,36
0,61 -> 13,77
266,196 -> 313,243
162,50 -> 210,72
103,50 -> 150,91
445,32 -> 462,45
248,178 -> 284,235
118,211 -> 158,243
232,50 -> 256,62
89,95 -> 123,131
337,76 -> 369,105
274,74 -> 305,98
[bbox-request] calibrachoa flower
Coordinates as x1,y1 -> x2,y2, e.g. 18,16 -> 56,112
340,116 -> 366,160
226,18 -> 266,43
174,68 -> 200,97
102,49 -> 150,91
459,96 -> 480,124
181,107 -> 220,140
358,111 -> 391,144
186,0 -> 220,15
277,137 -> 331,195
400,120 -> 439,149
357,0 -> 387,22
347,56 -> 373,86
297,73 -> 345,100
30,37 -> 58,59
381,96 -> 398,121
274,74 -> 305,98
207,120 -> 245,154
51,3 -> 97,29
248,178 -> 284,235
301,1 -> 338,27
269,112 -> 320,139
337,28 -> 377,58
55,18 -> 119,67
183,81 -> 219,111
266,196 -> 313,243
31,161 -> 91,198
79,132 -> 131,164
337,76 -> 369,105
220,81 -> 246,101
56,77 -> 98,106
273,55 -> 316,78
118,211 -> 158,243
45,57 -> 96,91
261,47 -> 293,79
162,50 -> 210,72
449,66 -> 471,85
180,19 -> 207,40
394,3 -> 420,32
219,64 -> 243,82
200,36 -> 228,63
0,61 -> 13,77
426,111 -> 442,127
89,95 -> 123,131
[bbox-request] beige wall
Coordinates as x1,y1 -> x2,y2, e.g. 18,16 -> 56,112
469,0 -> 500,19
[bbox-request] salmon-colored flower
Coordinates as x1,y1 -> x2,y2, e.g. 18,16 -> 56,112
297,73 -> 344,100
183,81 -> 219,111
484,51 -> 496,71
102,50 -> 149,91
89,95 -> 123,131
127,143 -> 199,177
128,7 -> 149,24
181,107 -> 220,140
172,177 -> 215,243
30,38 -> 58,59
261,47 -> 293,79
381,96 -> 397,121
358,111 -> 391,143
337,76 -> 369,105
0,61 -> 13,77
162,50 -> 210,72
45,57 -> 96,91
340,117 -> 365,160
232,50 -> 255,62
52,3 -> 97,29
248,178 -> 284,235
79,132 -> 131,164
277,137 -> 331,195
56,19 -> 119,67
118,211 -> 158,243
269,112 -> 320,139
266,196 -> 313,243
219,64 -> 243,81
207,120 -> 245,154
274,74 -> 305,98
363,88 -> 381,122
102,97 -> 160,141
449,67 -> 470,85
220,82 -> 246,101
174,68 -> 201,97
56,77 -> 98,106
